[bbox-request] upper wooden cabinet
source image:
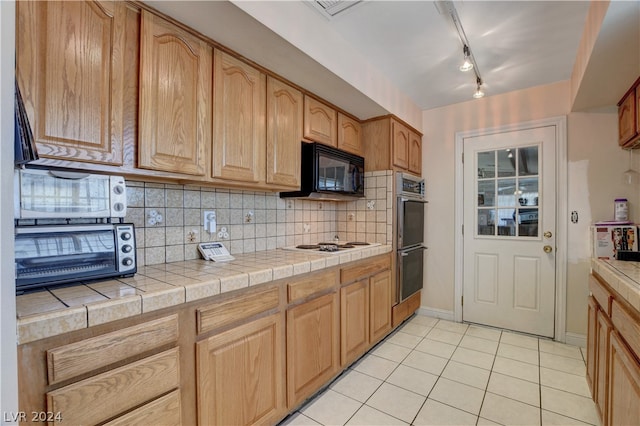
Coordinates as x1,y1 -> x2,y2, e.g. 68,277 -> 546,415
304,96 -> 338,147
16,0 -> 126,165
363,116 -> 423,176
213,50 -> 266,184
618,76 -> 640,148
138,10 -> 211,176
266,77 -> 303,189
337,113 -> 363,156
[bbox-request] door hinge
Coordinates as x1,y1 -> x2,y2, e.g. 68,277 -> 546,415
462,152 -> 464,163
461,295 -> 464,306
462,224 -> 464,236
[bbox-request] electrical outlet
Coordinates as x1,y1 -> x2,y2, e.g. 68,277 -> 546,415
204,211 -> 216,233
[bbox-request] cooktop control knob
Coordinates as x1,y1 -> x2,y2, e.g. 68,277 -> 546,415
113,185 -> 124,195
122,257 -> 134,267
122,244 -> 133,253
121,232 -> 132,241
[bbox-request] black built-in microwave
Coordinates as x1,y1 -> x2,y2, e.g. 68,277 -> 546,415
280,142 -> 365,201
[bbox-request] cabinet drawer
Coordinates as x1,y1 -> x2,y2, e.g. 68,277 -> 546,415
611,299 -> 640,360
340,255 -> 390,284
47,314 -> 179,385
47,348 -> 180,425
288,270 -> 338,303
103,389 -> 182,426
590,274 -> 612,315
197,285 -> 280,334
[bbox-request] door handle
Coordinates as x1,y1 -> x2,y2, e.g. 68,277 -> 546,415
544,231 -> 552,239
543,245 -> 553,253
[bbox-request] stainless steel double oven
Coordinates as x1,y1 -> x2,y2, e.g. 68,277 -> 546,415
396,172 -> 427,303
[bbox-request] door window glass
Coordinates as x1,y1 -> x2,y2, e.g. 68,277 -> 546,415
476,146 -> 539,238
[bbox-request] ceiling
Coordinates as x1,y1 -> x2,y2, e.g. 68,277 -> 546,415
146,1 -> 640,125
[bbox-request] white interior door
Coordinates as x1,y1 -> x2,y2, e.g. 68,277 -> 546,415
463,125 -> 556,337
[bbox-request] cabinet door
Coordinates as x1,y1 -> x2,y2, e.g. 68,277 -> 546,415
16,0 -> 125,165
287,292 -> 340,407
340,280 -> 369,366
587,296 -> 598,395
266,77 -> 302,188
607,331 -> 640,426
304,96 -> 337,147
370,269 -> 392,343
618,90 -> 637,147
139,10 -> 211,176
408,131 -> 422,176
596,309 -> 612,423
213,50 -> 266,183
391,120 -> 410,169
197,313 -> 285,426
337,113 -> 363,156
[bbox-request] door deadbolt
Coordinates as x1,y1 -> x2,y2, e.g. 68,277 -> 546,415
544,231 -> 552,239
543,245 -> 553,253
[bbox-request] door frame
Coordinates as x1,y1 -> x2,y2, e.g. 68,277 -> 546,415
453,116 -> 568,342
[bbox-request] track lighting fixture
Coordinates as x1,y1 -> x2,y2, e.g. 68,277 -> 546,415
473,77 -> 485,99
459,45 -> 473,72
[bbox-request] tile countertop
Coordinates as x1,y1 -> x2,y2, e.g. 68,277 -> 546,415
16,245 -> 392,345
591,258 -> 640,313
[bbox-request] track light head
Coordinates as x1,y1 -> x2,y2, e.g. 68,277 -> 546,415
459,45 -> 473,72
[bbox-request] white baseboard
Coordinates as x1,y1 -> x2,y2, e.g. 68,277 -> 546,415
417,306 -> 455,321
564,332 -> 587,348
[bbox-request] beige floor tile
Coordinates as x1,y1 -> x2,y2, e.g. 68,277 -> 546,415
402,349 -> 449,375
540,352 -> 587,376
451,347 -> 495,370
352,353 -> 399,380
487,372 -> 540,407
414,338 -> 457,359
414,399 -> 478,426
465,324 -> 502,342
371,341 -> 412,363
398,321 -> 432,337
539,339 -> 584,360
386,330 -> 423,349
280,412 -> 321,426
330,369 -> 384,403
386,364 -> 438,396
429,377 -> 485,415
480,392 -> 541,425
408,314 -> 439,328
434,319 -> 470,334
541,409 -> 592,425
541,386 -> 600,425
300,389 -> 362,425
497,342 -> 540,365
427,327 -> 464,345
441,360 -> 491,390
366,383 -> 426,424
540,367 -> 590,397
500,331 -> 540,350
459,334 -> 499,354
346,405 -> 408,426
492,356 -> 540,383
476,417 -> 501,425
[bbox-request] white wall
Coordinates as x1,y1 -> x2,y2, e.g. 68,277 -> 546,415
422,80 -> 627,336
1,0 -> 18,421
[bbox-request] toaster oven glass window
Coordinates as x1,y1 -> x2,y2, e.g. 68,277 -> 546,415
15,230 -> 116,282
476,145 -> 539,238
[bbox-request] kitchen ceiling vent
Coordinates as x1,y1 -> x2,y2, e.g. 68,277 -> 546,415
308,0 -> 364,19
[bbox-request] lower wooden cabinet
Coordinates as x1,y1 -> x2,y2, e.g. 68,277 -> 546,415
370,269 -> 392,343
588,272 -> 640,426
341,280 -> 370,365
286,291 -> 340,408
196,313 -> 286,426
607,330 -> 640,426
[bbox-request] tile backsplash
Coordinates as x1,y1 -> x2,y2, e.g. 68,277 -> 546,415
126,171 -> 393,266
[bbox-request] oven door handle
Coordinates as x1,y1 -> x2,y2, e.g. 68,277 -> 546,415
399,197 -> 428,203
400,245 -> 428,255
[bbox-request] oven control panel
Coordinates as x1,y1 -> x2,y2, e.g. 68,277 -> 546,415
115,224 -> 137,273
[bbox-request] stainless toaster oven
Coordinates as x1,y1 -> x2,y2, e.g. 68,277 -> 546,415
15,223 -> 136,293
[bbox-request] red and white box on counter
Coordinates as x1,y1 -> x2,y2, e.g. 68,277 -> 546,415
591,222 -> 638,260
